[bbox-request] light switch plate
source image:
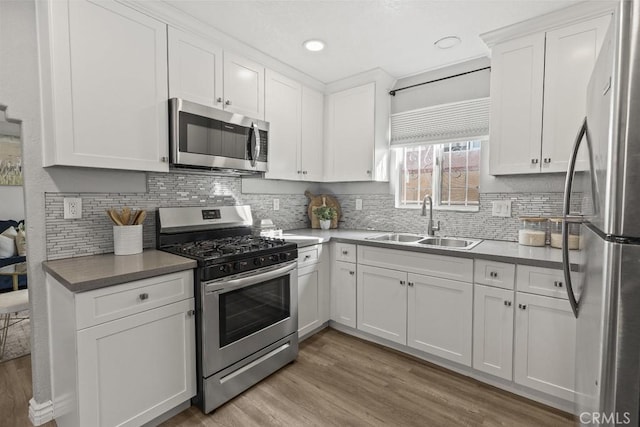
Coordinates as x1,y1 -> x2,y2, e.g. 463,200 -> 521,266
492,200 -> 511,217
355,199 -> 363,210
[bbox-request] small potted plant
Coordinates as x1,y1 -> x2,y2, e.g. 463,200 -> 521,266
314,206 -> 337,230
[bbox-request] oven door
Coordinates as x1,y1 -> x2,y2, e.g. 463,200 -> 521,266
202,261 -> 297,377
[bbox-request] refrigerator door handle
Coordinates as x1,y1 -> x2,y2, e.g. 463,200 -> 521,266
562,117 -> 589,318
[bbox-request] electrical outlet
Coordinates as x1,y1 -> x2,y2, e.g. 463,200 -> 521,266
355,199 -> 363,210
491,200 -> 511,217
64,197 -> 82,219
273,198 -> 280,211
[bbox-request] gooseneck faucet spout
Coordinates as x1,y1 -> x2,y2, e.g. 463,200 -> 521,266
421,195 -> 441,237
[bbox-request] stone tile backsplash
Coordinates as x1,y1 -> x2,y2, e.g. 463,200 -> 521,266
45,171 -> 567,259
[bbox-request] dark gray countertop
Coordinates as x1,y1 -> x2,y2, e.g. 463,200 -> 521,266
283,229 -> 571,270
43,249 -> 197,293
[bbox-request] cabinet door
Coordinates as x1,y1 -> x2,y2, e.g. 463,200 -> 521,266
357,265 -> 406,344
541,15 -> 611,173
514,293 -> 577,401
168,27 -> 223,109
223,52 -> 265,119
489,33 -> 545,175
407,273 -> 472,366
300,86 -> 324,181
264,70 -> 302,180
325,83 -> 375,181
298,264 -> 321,338
44,0 -> 169,171
77,299 -> 196,427
331,261 -> 357,328
473,285 -> 514,380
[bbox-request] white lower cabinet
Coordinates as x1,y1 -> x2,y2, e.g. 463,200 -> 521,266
473,284 -> 514,380
77,299 -> 195,427
408,274 -> 472,366
514,292 -> 577,401
331,260 -> 357,328
357,265 -> 407,345
297,245 -> 329,338
48,270 -> 196,427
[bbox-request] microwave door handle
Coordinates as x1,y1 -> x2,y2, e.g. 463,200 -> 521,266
251,122 -> 260,167
562,117 -> 588,318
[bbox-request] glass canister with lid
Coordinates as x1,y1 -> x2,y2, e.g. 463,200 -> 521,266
518,217 -> 548,247
549,218 -> 581,250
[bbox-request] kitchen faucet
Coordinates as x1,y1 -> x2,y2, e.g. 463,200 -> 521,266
421,195 -> 440,236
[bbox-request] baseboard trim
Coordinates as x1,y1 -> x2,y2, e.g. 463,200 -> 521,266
29,398 -> 54,426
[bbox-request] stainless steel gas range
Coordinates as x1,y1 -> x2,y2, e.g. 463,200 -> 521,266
156,206 -> 298,413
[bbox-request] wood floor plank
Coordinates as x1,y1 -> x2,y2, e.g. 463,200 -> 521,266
161,329 -> 574,427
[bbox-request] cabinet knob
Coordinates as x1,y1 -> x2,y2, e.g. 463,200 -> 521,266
518,304 -> 527,310
342,250 -> 348,255
216,97 -> 222,103
366,170 -> 371,175
408,282 -> 414,287
160,156 -> 168,163
399,280 -> 405,285
554,281 -> 563,288
490,271 -> 498,278
187,309 -> 195,317
304,255 -> 311,260
297,170 -> 302,174
531,158 -> 539,164
349,271 -> 355,276
139,293 -> 149,301
225,100 -> 232,106
504,300 -> 512,307
303,171 -> 308,175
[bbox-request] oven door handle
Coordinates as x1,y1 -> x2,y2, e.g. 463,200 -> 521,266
205,261 -> 297,294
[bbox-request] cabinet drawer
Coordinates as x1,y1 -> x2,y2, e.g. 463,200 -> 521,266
334,243 -> 356,263
298,246 -> 320,269
516,265 -> 567,299
75,270 -> 194,329
474,259 -> 515,290
358,245 -> 473,283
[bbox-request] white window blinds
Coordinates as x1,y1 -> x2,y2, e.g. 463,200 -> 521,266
390,97 -> 490,146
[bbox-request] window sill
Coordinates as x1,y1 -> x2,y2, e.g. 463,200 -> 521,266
395,204 -> 480,213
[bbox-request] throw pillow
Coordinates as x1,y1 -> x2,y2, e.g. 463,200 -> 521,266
1,226 -> 17,239
0,234 -> 16,257
15,229 -> 26,257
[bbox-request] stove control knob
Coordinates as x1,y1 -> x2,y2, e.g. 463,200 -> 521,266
279,252 -> 290,261
219,264 -> 231,273
232,262 -> 241,271
254,257 -> 265,266
269,255 -> 279,262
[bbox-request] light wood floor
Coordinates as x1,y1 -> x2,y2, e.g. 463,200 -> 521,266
162,329 -> 574,427
0,329 -> 574,427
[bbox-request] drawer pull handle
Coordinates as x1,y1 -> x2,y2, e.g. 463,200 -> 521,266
342,250 -> 349,255
490,271 -> 499,278
554,281 -> 563,288
139,293 -> 149,301
349,271 -> 355,276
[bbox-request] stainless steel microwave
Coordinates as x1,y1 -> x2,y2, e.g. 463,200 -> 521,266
169,98 -> 269,174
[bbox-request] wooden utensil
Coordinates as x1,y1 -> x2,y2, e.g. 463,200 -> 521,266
134,210 -> 147,225
107,209 -> 124,226
120,207 -> 131,226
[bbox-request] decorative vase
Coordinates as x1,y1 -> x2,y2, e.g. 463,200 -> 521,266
319,219 -> 331,230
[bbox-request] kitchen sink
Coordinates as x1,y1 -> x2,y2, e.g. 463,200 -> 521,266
365,233 -> 425,243
416,237 -> 482,250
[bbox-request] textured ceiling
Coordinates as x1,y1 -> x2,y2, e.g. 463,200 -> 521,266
164,0 -> 583,83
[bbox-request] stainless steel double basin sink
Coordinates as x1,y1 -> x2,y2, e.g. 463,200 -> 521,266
365,233 -> 482,250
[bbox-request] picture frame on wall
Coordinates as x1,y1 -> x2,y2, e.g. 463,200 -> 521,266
0,105 -> 22,186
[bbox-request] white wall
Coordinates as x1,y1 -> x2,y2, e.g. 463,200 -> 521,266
0,186 -> 25,220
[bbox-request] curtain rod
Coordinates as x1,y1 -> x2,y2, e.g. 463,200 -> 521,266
389,66 -> 491,96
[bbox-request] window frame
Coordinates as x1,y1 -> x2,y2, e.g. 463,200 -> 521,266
394,139 -> 484,212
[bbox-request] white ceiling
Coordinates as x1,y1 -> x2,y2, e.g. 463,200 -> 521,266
164,0 -> 582,84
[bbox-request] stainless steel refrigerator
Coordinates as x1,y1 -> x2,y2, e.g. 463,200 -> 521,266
563,1 -> 640,425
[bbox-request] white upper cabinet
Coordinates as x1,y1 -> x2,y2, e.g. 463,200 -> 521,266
541,15 -> 611,173
325,83 -> 376,182
168,27 -> 223,109
264,70 -> 302,180
223,52 -> 265,120
489,33 -> 545,175
487,12 -> 611,175
300,86 -> 325,181
38,0 -> 169,172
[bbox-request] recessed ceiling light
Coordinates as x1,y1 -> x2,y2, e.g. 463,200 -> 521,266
434,36 -> 461,50
303,39 -> 325,52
